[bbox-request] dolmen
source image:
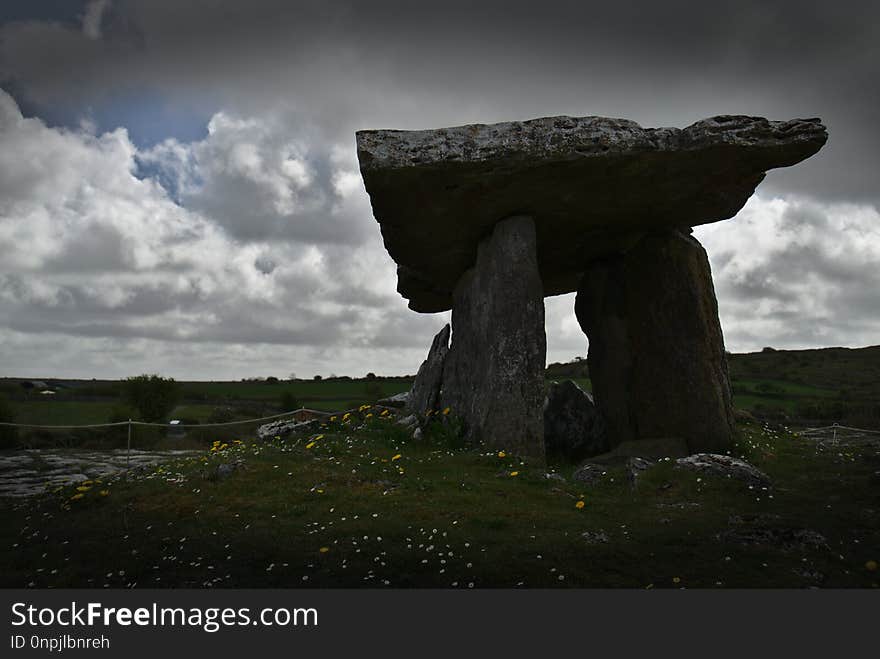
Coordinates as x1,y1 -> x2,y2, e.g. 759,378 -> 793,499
356,114 -> 827,463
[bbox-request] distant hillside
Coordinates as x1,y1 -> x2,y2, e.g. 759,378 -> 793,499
546,345 -> 880,427
728,345 -> 880,398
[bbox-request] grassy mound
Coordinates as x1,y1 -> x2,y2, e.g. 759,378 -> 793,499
1,411 -> 878,588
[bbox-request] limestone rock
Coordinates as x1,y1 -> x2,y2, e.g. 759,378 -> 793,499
543,380 -> 608,460
406,324 -> 450,417
395,414 -> 419,430
572,463 -> 607,486
256,418 -> 317,441
576,230 -> 734,454
625,457 -> 655,488
440,216 -> 546,461
378,390 -> 410,409
356,114 -> 827,312
675,453 -> 771,488
581,530 -> 610,544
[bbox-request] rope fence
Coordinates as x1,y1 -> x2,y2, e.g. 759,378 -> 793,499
0,404 -> 403,480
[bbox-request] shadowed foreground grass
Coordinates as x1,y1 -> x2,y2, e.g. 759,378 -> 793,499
1,412 -> 878,588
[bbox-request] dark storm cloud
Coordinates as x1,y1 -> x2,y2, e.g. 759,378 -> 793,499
0,0 -> 878,377
3,0 -> 877,205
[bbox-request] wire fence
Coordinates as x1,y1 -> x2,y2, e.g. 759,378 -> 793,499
0,404 -> 402,475
796,422 -> 880,448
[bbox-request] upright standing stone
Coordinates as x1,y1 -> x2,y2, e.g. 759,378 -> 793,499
575,229 -> 734,454
407,323 -> 450,417
441,216 -> 546,462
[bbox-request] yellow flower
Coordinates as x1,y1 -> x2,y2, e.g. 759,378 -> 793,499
76,486 -> 91,492
509,471 -> 519,477
330,416 -> 337,422
82,480 -> 93,486
99,490 -> 110,497
380,409 -> 390,416
316,488 -> 324,494
442,407 -> 451,415
672,577 -> 681,584
70,493 -> 85,501
391,454 -> 402,461
365,413 -> 373,419
575,500 -> 585,509
866,560 -> 878,572
342,412 -> 351,422
305,441 -> 316,449
314,434 -> 324,441
497,451 -> 506,458
319,547 -> 330,553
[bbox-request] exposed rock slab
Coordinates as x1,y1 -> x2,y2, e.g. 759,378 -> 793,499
575,230 -> 734,453
406,324 -> 450,416
256,418 -> 318,441
543,380 -> 608,460
356,114 -> 827,311
440,216 -> 546,461
675,453 -> 771,488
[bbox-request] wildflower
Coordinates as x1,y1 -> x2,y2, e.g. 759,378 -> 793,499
575,500 -> 585,509
342,412 -> 351,422
391,454 -> 402,461
509,471 -> 519,477
314,434 -> 324,441
319,547 -> 330,553
366,413 -> 374,419
380,409 -> 390,416
70,493 -> 85,501
330,416 -> 337,422
306,442 -> 316,449
99,490 -> 110,497
442,407 -> 451,415
672,577 -> 681,584
866,560 -> 878,572
497,451 -> 506,458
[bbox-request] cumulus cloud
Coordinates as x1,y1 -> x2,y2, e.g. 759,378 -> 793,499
0,1 -> 878,378
0,88 -> 447,377
695,196 -> 880,352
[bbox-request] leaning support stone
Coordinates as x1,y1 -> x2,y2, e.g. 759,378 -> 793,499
575,229 -> 735,454
406,323 -> 450,417
441,216 -> 546,462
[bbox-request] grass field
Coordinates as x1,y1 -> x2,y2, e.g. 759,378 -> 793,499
1,414 -> 877,588
3,345 -> 880,434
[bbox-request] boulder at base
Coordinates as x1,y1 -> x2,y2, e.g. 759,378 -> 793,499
543,380 -> 608,460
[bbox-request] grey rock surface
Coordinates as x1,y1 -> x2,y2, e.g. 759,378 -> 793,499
356,114 -> 827,311
406,324 -> 450,416
378,390 -> 411,408
544,380 -> 608,460
675,453 -> 772,488
576,230 -> 735,453
256,418 -> 317,441
571,463 -> 607,486
440,216 -> 546,461
625,457 -> 655,488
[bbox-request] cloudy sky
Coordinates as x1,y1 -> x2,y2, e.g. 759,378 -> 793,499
0,0 -> 878,380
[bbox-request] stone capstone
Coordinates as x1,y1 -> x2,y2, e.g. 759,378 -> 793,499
543,380 -> 608,460
406,323 -> 450,417
356,114 -> 827,312
439,216 -> 546,461
575,229 -> 735,454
